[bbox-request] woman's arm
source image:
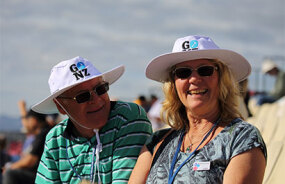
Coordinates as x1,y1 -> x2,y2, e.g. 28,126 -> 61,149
128,145 -> 153,184
223,147 -> 266,184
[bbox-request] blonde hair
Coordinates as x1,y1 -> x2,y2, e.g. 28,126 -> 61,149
161,59 -> 242,130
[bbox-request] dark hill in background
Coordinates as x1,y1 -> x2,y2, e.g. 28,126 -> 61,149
0,115 -> 22,132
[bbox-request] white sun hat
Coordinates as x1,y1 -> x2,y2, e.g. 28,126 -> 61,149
146,35 -> 251,82
262,59 -> 277,74
32,56 -> 125,114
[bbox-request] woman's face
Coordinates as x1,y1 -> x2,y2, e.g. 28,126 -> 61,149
174,59 -> 220,117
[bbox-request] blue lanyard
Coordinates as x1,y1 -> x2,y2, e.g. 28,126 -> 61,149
65,139 -> 96,182
168,119 -> 220,184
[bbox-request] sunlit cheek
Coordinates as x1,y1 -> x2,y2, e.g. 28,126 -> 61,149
64,103 -> 86,121
175,79 -> 186,93
175,86 -> 185,101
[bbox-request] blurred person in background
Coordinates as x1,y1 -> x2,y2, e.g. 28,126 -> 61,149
45,113 -> 60,127
238,79 -> 252,119
133,95 -> 151,112
32,56 -> 152,183
17,100 -> 36,157
129,35 -> 266,184
2,110 -> 51,184
18,100 -> 58,158
0,134 -> 10,184
147,95 -> 166,131
150,95 -> 158,106
0,135 -> 10,168
256,60 -> 285,105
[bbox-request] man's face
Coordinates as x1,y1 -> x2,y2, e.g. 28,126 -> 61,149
56,77 -> 111,130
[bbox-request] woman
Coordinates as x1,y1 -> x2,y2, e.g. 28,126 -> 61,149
129,35 -> 266,184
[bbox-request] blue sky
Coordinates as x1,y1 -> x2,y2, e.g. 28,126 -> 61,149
1,0 -> 284,117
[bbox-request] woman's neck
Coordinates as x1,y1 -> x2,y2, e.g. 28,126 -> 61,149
186,109 -> 220,134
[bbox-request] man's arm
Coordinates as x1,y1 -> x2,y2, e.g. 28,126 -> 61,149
35,146 -> 60,184
112,103 -> 152,183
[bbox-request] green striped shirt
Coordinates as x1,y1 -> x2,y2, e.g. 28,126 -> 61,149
35,101 -> 152,184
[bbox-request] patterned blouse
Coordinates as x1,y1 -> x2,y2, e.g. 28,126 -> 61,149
146,118 -> 267,184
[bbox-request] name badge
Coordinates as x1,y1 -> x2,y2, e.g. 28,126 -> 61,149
193,161 -> 210,171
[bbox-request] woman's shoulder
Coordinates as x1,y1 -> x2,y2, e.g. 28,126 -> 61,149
222,118 -> 264,145
145,128 -> 179,154
226,118 -> 262,135
153,128 -> 173,138
225,118 -> 267,159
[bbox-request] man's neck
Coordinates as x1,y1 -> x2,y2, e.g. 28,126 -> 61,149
72,124 -> 95,139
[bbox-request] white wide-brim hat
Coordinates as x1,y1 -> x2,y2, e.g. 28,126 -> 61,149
32,56 -> 125,114
146,35 -> 251,82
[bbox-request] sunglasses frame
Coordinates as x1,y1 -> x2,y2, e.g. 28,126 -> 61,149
172,65 -> 218,79
57,82 -> 109,104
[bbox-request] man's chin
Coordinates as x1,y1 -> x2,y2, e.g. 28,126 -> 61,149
85,119 -> 108,130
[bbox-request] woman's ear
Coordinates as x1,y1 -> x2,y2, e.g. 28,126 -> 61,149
53,99 -> 66,115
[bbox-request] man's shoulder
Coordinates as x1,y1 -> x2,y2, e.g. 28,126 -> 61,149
45,119 -> 68,142
113,100 -> 139,110
111,101 -> 146,116
105,101 -> 151,130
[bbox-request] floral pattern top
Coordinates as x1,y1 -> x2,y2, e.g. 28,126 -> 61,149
146,118 -> 267,184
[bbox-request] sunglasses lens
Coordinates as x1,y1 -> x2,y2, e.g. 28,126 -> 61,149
75,92 -> 91,103
95,83 -> 109,96
72,83 -> 109,103
174,68 -> 192,79
197,66 -> 215,76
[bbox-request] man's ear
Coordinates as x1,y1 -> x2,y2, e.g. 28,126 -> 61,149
53,99 -> 66,115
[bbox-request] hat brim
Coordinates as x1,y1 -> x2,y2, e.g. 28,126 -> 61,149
146,49 -> 251,82
32,65 -> 124,114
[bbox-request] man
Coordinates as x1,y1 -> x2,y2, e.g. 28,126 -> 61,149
31,56 -> 152,183
2,110 -> 50,184
256,60 -> 285,105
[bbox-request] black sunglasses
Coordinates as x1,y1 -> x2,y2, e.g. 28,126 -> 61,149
58,82 -> 109,104
173,65 -> 218,79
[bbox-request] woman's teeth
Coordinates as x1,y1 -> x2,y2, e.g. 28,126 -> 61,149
187,89 -> 207,95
